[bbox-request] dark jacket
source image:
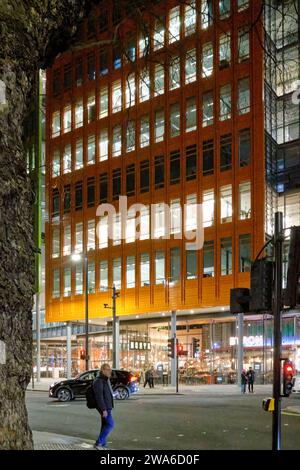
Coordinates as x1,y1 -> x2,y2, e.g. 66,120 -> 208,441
246,370 -> 255,383
241,372 -> 247,385
93,373 -> 114,412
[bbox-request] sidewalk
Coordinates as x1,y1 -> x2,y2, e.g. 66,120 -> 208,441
33,431 -> 95,450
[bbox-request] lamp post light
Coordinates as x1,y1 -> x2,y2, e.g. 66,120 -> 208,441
72,253 -> 89,371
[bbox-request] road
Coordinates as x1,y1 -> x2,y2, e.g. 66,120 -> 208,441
26,391 -> 300,450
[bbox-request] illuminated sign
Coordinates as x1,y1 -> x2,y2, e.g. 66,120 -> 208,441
129,341 -> 151,351
230,336 -> 264,347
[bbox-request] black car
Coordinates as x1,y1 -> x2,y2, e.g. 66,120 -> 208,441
49,369 -> 139,402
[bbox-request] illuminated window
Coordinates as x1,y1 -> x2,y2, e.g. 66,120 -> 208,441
88,262 -> 95,293
126,256 -> 135,288
202,91 -> 214,127
99,86 -> 108,118
52,111 -> 60,137
186,96 -> 197,132
52,228 -> 60,258
238,28 -> 250,62
220,84 -> 231,121
155,109 -> 164,142
139,69 -> 150,102
63,225 -> 71,256
126,121 -> 135,152
154,17 -> 165,51
125,74 -> 136,108
139,32 -> 149,57
154,203 -> 166,238
238,0 -> 249,11
64,267 -> 71,297
185,49 -> 197,84
87,220 -> 95,251
112,125 -> 122,157
171,199 -> 181,235
87,135 -> 95,165
220,185 -> 232,223
221,237 -> 232,276
203,241 -> 214,277
238,78 -> 250,114
112,80 -> 122,113
170,247 -> 180,283
154,64 -> 164,96
140,253 -> 150,287
99,128 -> 108,161
75,101 -> 83,128
87,94 -> 96,123
75,139 -> 83,170
186,247 -> 197,280
169,57 -> 180,90
52,149 -> 60,177
113,258 -> 122,289
140,206 -> 150,240
239,234 -> 251,273
219,32 -> 231,68
169,6 -> 180,43
63,106 -> 71,133
75,263 -> 83,295
203,189 -> 214,227
126,208 -> 136,243
239,181 -> 251,220
155,251 -> 165,285
63,144 -> 72,174
170,103 -> 180,137
140,115 -> 150,148
113,213 -> 121,246
185,194 -> 197,232
75,222 -> 83,253
99,216 -> 108,248
185,1 -> 196,36
100,260 -> 108,292
202,42 -> 213,78
201,0 -> 213,29
219,0 -> 231,19
52,269 -> 60,298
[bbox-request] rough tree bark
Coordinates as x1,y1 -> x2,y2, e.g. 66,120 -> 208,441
0,0 -> 92,450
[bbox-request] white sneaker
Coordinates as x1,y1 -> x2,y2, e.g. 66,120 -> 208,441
94,443 -> 105,450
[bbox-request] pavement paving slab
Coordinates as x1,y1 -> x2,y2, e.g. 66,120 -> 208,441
33,431 -> 95,450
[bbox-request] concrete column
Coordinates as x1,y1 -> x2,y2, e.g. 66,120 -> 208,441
115,317 -> 120,369
171,310 -> 177,387
66,322 -> 72,379
237,313 -> 244,387
35,293 -> 41,382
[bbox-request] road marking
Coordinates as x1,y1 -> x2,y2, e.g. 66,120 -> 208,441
177,434 -> 184,437
282,412 -> 300,417
155,437 -> 161,439
80,443 -> 93,448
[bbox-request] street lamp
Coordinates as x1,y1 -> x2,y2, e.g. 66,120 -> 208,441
103,285 -> 119,369
72,252 -> 89,371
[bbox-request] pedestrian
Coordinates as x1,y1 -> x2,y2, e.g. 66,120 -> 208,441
93,363 -> 114,450
241,369 -> 247,394
150,367 -> 155,388
143,368 -> 152,388
246,366 -> 255,393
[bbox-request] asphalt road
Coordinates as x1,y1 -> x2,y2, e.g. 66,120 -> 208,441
26,391 -> 300,450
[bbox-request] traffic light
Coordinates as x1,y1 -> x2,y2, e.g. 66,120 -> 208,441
80,349 -> 86,360
249,258 -> 273,312
284,226 -> 300,308
192,337 -> 200,357
167,338 -> 175,358
282,359 -> 294,397
177,343 -> 184,356
230,288 -> 250,314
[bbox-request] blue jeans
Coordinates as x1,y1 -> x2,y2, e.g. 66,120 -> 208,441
241,383 -> 246,394
97,410 -> 114,446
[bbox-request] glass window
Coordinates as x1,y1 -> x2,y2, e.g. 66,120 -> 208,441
220,185 -> 232,223
126,164 -> 135,197
64,267 -> 71,297
203,189 -> 214,227
53,149 -> 60,177
87,220 -> 95,251
220,84 -> 231,121
126,256 -> 135,288
88,262 -> 95,293
75,101 -> 83,128
185,49 -> 197,84
112,80 -> 122,113
155,251 -> 165,285
75,58 -> 83,86
52,268 -> 60,298
239,234 -> 251,273
219,32 -> 231,68
221,237 -> 232,275
63,144 -> 72,174
63,106 -> 71,133
169,57 -> 180,90
140,253 -> 150,287
87,94 -> 96,123
113,46 -> 121,70
112,125 -> 122,157
203,139 -> 214,176
100,86 -> 108,118
154,17 -> 165,51
238,0 -> 249,12
52,189 -> 59,217
220,134 -> 232,171
139,32 -> 149,58
99,129 -> 108,161
154,64 -> 164,96
140,115 -> 150,148
186,97 -> 197,132
154,203 -> 166,238
125,74 -> 136,108
219,0 -> 231,19
185,1 -> 196,36
155,155 -> 164,189
239,181 -> 251,220
99,173 -> 108,203
99,216 -> 108,248
52,228 -> 60,258
75,182 -> 82,210
126,121 -> 135,152
139,69 -> 150,102
238,78 -> 250,114
87,52 -> 95,80
63,185 -> 71,214
239,129 -> 251,167
140,160 -> 149,193
113,213 -> 121,246
75,139 -> 83,170
238,28 -> 250,62
140,206 -> 150,240
169,6 -> 180,43
170,103 -> 180,137
125,37 -> 136,64
75,263 -> 83,295
186,144 -> 197,181
170,149 -> 180,185
203,241 -> 214,277
201,0 -> 213,29
99,49 -> 108,75
63,225 -> 71,256
113,169 -> 121,200
64,63 -> 72,90
186,248 -> 197,279
87,135 -> 95,165
75,222 -> 83,253
170,199 -> 181,235
52,111 -> 60,137
185,194 -> 197,232
202,91 -> 214,127
113,258 -> 122,289
202,42 -> 214,78
100,260 -> 108,292
170,247 -> 180,283
155,110 -> 164,143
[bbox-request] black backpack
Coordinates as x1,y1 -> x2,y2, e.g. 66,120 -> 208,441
86,383 -> 97,409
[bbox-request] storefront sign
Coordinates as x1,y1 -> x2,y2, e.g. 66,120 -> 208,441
229,335 -> 264,347
129,341 -> 151,351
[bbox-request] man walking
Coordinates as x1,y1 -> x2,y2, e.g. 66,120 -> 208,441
246,366 -> 255,393
143,368 -> 152,388
93,363 -> 114,450
241,369 -> 247,394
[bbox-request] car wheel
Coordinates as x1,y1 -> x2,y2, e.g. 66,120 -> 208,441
57,388 -> 72,402
114,386 -> 129,400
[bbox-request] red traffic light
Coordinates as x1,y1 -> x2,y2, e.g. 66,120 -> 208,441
80,349 -> 86,360
177,344 -> 184,355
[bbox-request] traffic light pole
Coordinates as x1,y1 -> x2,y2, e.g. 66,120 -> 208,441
176,338 -> 179,394
272,212 -> 283,451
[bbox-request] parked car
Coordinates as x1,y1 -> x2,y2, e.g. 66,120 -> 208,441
49,369 -> 139,402
292,373 -> 300,394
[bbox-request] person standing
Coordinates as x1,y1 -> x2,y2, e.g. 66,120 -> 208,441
241,369 -> 247,394
93,363 -> 114,450
143,368 -> 152,388
150,367 -> 155,388
246,366 -> 255,393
